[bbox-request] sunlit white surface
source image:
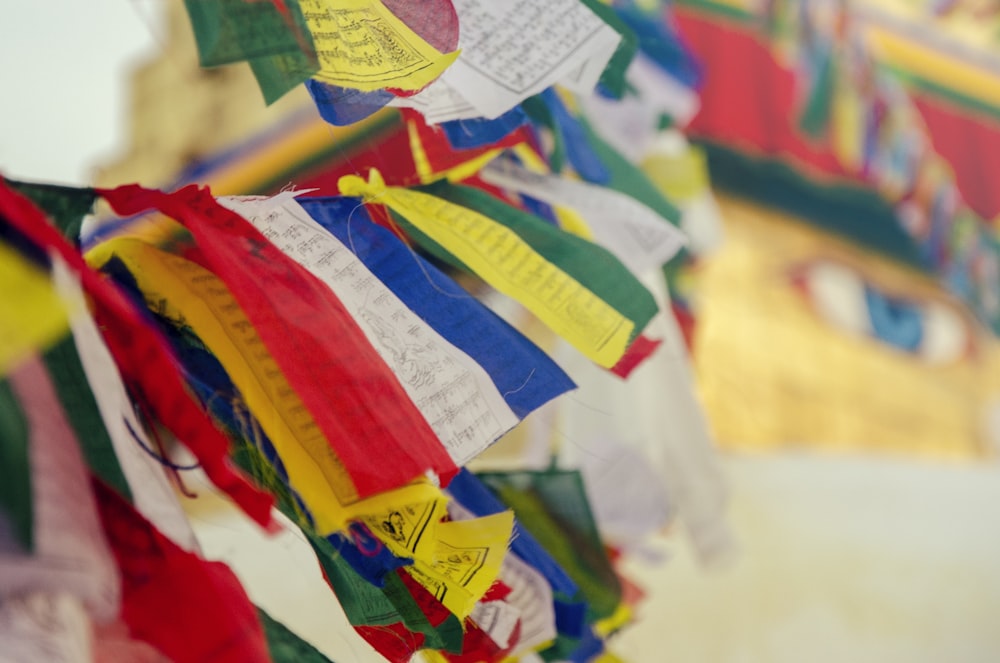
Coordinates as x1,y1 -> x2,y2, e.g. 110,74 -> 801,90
0,1 -> 160,185
612,454 -> 1000,663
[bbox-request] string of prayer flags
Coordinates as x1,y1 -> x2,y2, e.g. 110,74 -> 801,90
300,0 -> 459,93
94,234 -> 514,630
90,237 -> 441,535
0,179 -> 276,528
93,237 -> 364,528
340,169 -> 658,368
219,193 -> 522,467
296,194 -> 575,420
91,214 -> 514,627
99,183 -> 459,500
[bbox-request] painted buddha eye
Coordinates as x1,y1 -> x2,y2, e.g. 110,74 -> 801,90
791,259 -> 973,364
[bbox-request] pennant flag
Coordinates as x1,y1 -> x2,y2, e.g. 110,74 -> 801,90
93,480 -> 271,663
0,592 -> 104,661
613,2 -> 702,90
297,195 -> 575,420
250,47 -> 321,105
306,80 -> 394,126
381,0 -> 459,54
402,509 -> 514,619
489,552 -> 557,656
340,170 -> 658,368
309,531 -> 464,660
4,179 -> 96,248
0,379 -> 32,552
40,335 -> 132,502
439,106 -> 531,150
439,0 -> 622,119
0,240 -> 70,376
480,156 -> 687,276
98,183 -> 458,501
523,89 -> 611,183
183,0 -> 314,67
577,0 -> 638,99
300,0 -> 459,92
389,79 -> 486,126
327,523 -> 412,587
2,356 -> 120,622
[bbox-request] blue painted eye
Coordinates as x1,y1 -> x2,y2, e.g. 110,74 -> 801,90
863,286 -> 923,353
793,260 -> 972,363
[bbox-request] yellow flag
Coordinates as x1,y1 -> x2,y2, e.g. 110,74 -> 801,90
406,510 -> 514,619
339,169 -> 635,368
302,0 -> 459,91
0,242 -> 69,376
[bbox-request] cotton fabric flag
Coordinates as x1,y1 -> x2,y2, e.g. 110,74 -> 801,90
339,170 -> 658,369
439,0 -> 622,119
300,0 -> 459,92
93,480 -> 271,663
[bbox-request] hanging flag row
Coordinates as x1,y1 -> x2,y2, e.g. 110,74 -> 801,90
0,160 -> 691,661
180,0 -> 701,128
